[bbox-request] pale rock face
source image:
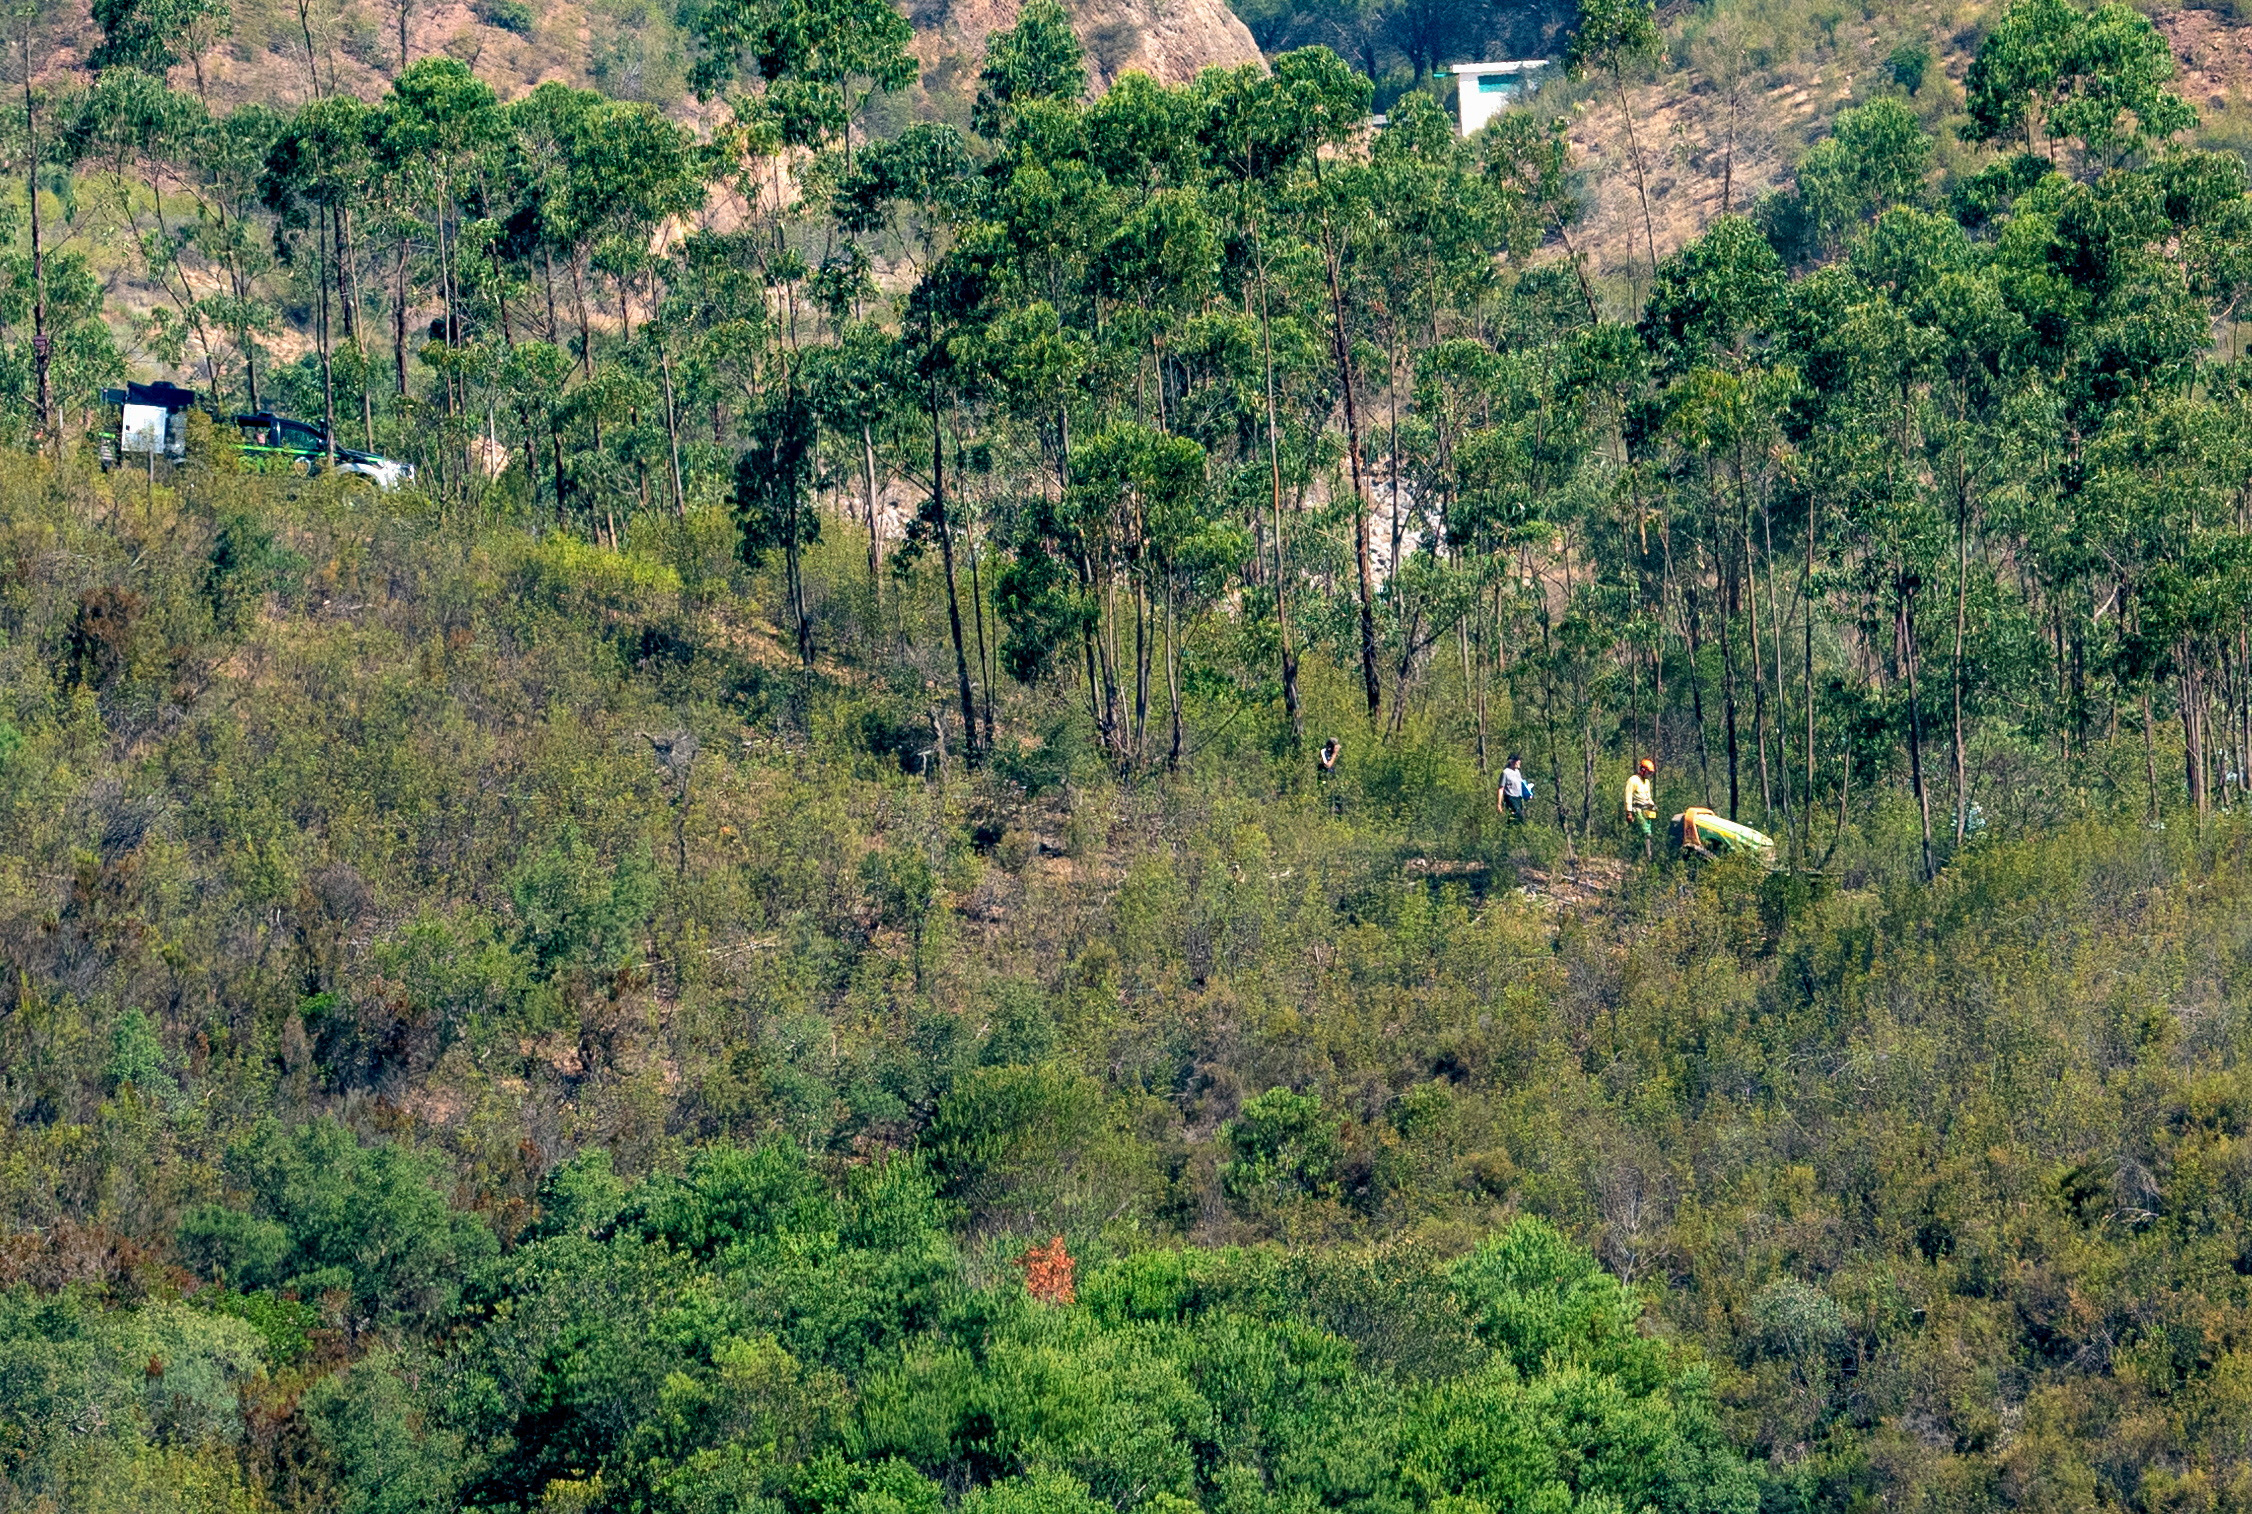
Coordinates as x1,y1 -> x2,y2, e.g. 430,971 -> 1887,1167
918,0 -> 1263,89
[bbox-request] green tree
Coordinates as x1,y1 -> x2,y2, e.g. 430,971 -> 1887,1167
689,0 -> 915,154
1565,0 -> 1662,283
1793,97 -> 1934,248
1221,1087 -> 1340,1212
1965,0 -> 2195,163
735,386 -> 821,666
972,0 -> 1085,138
180,1120 -> 496,1327
86,0 -> 228,79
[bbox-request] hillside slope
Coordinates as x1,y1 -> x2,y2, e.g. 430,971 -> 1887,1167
918,0 -> 1259,89
4,460 -> 2252,1511
1516,0 -> 2252,298
35,0 -> 1258,118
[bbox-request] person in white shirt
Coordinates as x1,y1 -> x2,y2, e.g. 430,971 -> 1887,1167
1498,755 -> 1529,823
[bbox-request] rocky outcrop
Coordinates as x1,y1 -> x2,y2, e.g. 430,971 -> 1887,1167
920,0 -> 1262,89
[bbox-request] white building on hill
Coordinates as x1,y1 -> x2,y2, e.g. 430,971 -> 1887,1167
1443,60 -> 1550,136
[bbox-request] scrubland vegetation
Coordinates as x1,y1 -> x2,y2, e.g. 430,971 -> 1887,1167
4,447 -> 2252,1513
11,0 -> 2252,1506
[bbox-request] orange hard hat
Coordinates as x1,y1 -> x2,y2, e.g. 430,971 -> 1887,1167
1638,758 -> 1655,774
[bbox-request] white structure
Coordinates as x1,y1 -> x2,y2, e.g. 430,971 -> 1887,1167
1444,60 -> 1550,137
102,380 -> 197,461
120,403 -> 183,459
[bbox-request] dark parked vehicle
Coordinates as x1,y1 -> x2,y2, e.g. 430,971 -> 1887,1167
230,412 -> 414,489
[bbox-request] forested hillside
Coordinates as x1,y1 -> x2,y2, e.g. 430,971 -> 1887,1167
11,0 -> 2252,1508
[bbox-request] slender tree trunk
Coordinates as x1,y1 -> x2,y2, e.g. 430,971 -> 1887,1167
1820,715 -> 1851,870
1387,325 -> 1410,722
968,512 -> 996,753
1951,465 -> 1971,846
931,384 -> 980,761
1683,570 -> 1715,803
1805,487 -> 1817,863
1255,236 -> 1301,747
550,423 -> 567,520
863,422 -> 883,601
1713,519 -> 1742,819
2183,650 -> 2208,819
1553,219 -> 1602,325
1564,531 -> 1595,838
1903,590 -> 1934,880
243,304 -> 261,411
782,398 -> 811,665
520,403 -> 542,518
2224,621 -> 2242,811
489,239 -> 513,351
336,207 -> 358,341
1534,559 -> 1575,861
435,186 -> 456,413
342,208 -> 373,445
660,342 -> 685,517
296,0 -> 322,99
1611,70 -> 1661,291
23,34 -> 50,451
2142,687 -> 2161,822
1060,412 -> 1113,750
1761,485 -> 1791,835
2073,618 -> 2089,754
394,242 -> 410,395
1166,580 -> 1183,769
318,227 -> 336,465
541,249 -> 561,344
1739,469 -> 1772,818
1321,222 -> 1383,723
571,251 -> 595,378
1720,80 -> 1740,215
1462,616 -> 1485,769
1131,536 -> 1150,763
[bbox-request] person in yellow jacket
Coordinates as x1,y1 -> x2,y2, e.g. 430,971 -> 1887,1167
1624,757 -> 1657,859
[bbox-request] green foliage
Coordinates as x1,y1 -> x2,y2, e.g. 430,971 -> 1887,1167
1450,1218 -> 1650,1382
1565,0 -> 1660,81
183,1119 -> 497,1322
925,1063 -> 1131,1228
102,1009 -> 178,1100
201,511 -> 301,632
192,1287 -> 321,1365
474,0 -> 536,33
734,391 -> 822,565
1638,213 -> 1785,368
1221,1088 -> 1341,1211
15,0 -> 2252,1504
1,446 -> 2251,1509
1792,98 -> 1933,246
0,1294 -> 266,1510
298,1351 -> 467,1514
688,0 -> 915,134
437,1152 -> 1743,1511
510,824 -> 659,973
86,0 -> 228,78
1887,40 -> 1932,95
1965,0 -> 2196,158
972,0 -> 1087,137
